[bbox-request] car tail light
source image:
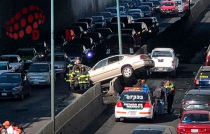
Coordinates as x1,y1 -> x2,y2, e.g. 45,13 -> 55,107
206,55 -> 209,62
116,101 -> 123,107
177,127 -> 183,133
181,101 -> 188,105
144,102 -> 152,108
172,61 -> 174,66
194,78 -> 199,85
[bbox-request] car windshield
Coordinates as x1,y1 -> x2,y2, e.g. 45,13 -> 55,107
120,92 -> 148,101
152,51 -> 172,57
175,1 -> 181,5
16,50 -> 34,57
0,74 -> 21,83
141,3 -> 152,7
162,2 -> 175,6
0,63 -> 7,70
100,13 -> 112,17
106,8 -> 117,13
0,57 -> 18,63
132,130 -> 162,134
128,10 -> 140,14
198,71 -> 210,79
47,55 -> 65,61
28,64 -> 49,72
181,113 -> 210,123
138,6 -> 150,11
92,16 -> 103,22
64,45 -> 82,55
184,94 -> 210,101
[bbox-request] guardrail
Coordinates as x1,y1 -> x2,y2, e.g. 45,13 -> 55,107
36,82 -> 107,134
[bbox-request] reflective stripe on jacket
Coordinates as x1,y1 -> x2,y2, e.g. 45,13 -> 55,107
78,73 -> 89,84
164,84 -> 174,89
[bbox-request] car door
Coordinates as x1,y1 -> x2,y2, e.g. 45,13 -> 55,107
105,56 -> 122,79
89,58 -> 108,82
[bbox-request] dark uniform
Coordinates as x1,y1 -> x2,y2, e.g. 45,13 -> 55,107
65,64 -> 79,91
165,83 -> 175,114
77,66 -> 90,93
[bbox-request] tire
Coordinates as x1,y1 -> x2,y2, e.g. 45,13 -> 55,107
19,91 -> 24,101
115,118 -> 120,122
122,66 -> 133,78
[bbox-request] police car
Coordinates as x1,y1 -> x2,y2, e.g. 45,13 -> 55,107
194,66 -> 210,89
115,87 -> 155,122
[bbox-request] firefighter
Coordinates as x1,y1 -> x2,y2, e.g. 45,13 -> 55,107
77,65 -> 90,93
65,64 -> 79,91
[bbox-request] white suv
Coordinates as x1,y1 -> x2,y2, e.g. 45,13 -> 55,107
148,48 -> 179,76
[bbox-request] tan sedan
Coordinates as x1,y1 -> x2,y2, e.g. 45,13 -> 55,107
88,54 -> 154,84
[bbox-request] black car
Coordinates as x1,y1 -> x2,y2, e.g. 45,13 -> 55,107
131,125 -> 177,134
109,22 -> 126,34
149,0 -> 161,12
140,2 -> 156,15
81,32 -> 103,45
99,12 -> 113,24
71,37 -> 94,49
71,22 -> 90,33
136,17 -> 159,36
91,16 -> 107,28
0,72 -> 30,100
68,26 -> 84,37
96,28 -> 114,39
138,5 -> 153,17
31,42 -> 50,60
180,89 -> 210,115
78,18 -> 95,32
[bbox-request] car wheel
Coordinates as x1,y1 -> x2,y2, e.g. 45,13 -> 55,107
115,118 -> 120,122
122,66 -> 133,78
19,91 -> 24,101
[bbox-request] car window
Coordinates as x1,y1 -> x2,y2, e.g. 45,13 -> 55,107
120,92 -> 148,101
0,63 -> 7,70
198,71 -> 210,79
131,130 -> 163,134
181,113 -> 210,123
162,2 -> 175,6
184,94 -> 210,101
0,74 -> 21,83
108,56 -> 120,64
152,51 -> 172,57
94,59 -> 107,70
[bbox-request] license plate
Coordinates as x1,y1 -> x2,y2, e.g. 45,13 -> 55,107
34,82 -> 39,84
129,111 -> 137,115
158,68 -> 163,70
166,11 -> 170,13
194,105 -> 200,108
2,93 -> 7,96
158,59 -> 164,62
191,129 -> 198,133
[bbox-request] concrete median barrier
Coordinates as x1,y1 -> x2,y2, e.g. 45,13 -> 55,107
36,82 -> 107,134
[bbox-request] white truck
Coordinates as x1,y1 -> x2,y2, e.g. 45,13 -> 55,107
148,48 -> 179,76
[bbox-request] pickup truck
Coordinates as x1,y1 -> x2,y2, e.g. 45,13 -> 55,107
148,48 -> 179,76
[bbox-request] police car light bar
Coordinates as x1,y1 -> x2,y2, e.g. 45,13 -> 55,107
124,87 -> 148,91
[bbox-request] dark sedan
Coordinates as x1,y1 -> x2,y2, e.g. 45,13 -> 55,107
131,125 -> 177,134
0,72 -> 30,100
138,5 -> 153,17
180,89 -> 210,115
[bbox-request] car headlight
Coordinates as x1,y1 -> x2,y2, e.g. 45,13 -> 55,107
149,30 -> 152,33
41,54 -> 45,57
137,31 -> 141,34
12,86 -> 21,91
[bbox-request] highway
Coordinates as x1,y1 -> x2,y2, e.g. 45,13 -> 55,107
0,2 -> 203,134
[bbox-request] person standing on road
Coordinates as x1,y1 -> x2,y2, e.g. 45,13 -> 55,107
164,80 -> 176,114
65,64 -> 78,91
77,65 -> 90,93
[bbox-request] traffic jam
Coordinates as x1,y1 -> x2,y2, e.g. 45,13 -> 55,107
0,0 -> 210,134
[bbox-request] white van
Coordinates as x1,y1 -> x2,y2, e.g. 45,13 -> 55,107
174,0 -> 184,13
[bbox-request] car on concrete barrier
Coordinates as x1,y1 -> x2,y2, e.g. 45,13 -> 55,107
160,1 -> 179,18
177,110 -> 210,134
115,87 -> 155,122
179,89 -> 210,115
131,125 -> 177,134
88,54 -> 154,83
0,55 -> 24,73
0,72 -> 31,100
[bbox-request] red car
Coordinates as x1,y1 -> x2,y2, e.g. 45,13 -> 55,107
177,110 -> 210,134
160,1 -> 179,18
183,0 -> 190,11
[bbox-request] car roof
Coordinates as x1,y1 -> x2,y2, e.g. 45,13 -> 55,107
186,89 -> 210,95
1,55 -> 19,57
134,125 -> 168,131
152,48 -> 174,51
183,110 -> 210,114
199,66 -> 210,71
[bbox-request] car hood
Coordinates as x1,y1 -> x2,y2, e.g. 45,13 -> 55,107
0,83 -> 20,89
0,70 -> 10,75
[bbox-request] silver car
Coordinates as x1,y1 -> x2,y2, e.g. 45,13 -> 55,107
0,61 -> 15,75
0,55 -> 24,72
46,52 -> 69,74
26,62 -> 52,86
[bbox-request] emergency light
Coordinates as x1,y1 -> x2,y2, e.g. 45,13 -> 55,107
124,87 -> 148,91
86,51 -> 93,58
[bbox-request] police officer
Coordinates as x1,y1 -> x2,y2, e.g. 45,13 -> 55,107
164,80 -> 175,114
77,65 -> 90,93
